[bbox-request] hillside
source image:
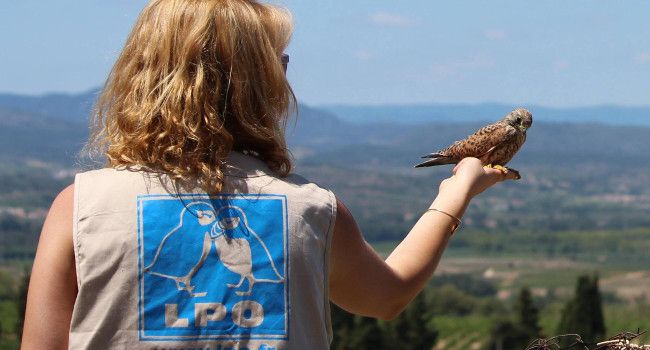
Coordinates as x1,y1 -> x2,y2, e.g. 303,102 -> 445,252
2,97 -> 650,350
0,109 -> 87,166
0,95 -> 649,260
0,89 -> 99,122
2,89 -> 650,126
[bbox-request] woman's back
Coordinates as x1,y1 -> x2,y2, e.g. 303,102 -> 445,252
70,152 -> 335,349
20,1 -> 517,348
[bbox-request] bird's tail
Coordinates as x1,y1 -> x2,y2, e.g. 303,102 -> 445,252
414,153 -> 456,168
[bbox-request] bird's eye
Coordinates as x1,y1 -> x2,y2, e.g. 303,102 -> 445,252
515,117 -> 522,124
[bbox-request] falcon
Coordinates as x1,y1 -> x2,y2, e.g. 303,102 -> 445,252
415,108 -> 532,179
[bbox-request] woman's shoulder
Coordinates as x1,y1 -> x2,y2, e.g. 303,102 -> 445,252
75,165 -> 144,177
227,152 -> 334,192
52,183 -> 75,212
74,166 -> 157,186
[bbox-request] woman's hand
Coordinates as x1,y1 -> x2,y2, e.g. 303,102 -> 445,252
429,157 -> 517,235
441,157 -> 518,199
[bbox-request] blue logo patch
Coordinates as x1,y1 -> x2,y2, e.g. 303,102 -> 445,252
137,194 -> 289,341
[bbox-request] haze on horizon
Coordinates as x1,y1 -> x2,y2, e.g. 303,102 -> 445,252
1,0 -> 649,108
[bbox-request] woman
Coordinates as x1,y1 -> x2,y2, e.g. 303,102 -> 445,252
21,0 -> 516,349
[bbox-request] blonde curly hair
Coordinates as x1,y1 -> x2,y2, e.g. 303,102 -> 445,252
87,0 -> 295,192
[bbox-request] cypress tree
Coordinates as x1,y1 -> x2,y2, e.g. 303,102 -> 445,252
483,318 -> 531,350
384,307 -> 409,348
330,303 -> 356,350
516,287 -> 542,338
331,292 -> 438,350
385,291 -> 437,350
16,268 -> 30,342
587,275 -> 606,340
330,303 -> 386,350
484,287 -> 543,350
557,274 -> 606,343
347,316 -> 385,350
404,291 -> 438,350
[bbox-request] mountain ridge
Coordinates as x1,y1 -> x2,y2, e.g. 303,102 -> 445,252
1,94 -> 650,237
1,89 -> 649,127
322,103 -> 650,126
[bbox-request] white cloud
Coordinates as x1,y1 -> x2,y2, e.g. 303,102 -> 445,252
633,52 -> 650,64
484,29 -> 506,41
369,12 -> 418,27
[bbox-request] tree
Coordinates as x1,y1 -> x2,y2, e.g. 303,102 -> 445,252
428,284 -> 478,316
385,291 -> 438,350
16,268 -> 30,342
516,287 -> 542,339
483,318 -> 531,350
557,274 -> 606,343
330,304 -> 386,350
331,292 -> 438,350
347,316 -> 385,350
484,287 -> 543,350
330,303 -> 356,350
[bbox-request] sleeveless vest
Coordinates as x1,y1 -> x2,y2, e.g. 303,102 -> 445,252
69,152 -> 336,350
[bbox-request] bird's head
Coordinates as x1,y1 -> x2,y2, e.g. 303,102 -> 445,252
503,108 -> 533,132
196,210 -> 216,226
210,216 -> 242,238
185,202 -> 216,226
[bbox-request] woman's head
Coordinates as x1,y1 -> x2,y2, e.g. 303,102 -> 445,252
88,0 -> 295,192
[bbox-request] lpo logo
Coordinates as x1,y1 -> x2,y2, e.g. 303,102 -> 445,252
137,194 -> 289,341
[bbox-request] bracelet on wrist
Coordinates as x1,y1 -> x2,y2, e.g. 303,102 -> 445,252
423,208 -> 462,235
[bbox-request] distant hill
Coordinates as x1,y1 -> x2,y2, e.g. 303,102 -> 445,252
1,92 -> 650,240
0,89 -> 100,122
322,103 -> 650,127
2,90 -> 649,127
0,108 -> 87,166
298,121 -> 650,170
2,94 -> 650,170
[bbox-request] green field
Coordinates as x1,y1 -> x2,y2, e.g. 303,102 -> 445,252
373,240 -> 650,349
430,304 -> 650,350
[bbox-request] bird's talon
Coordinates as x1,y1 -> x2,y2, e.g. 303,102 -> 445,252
493,165 -> 508,174
507,167 -> 522,180
485,164 -> 509,175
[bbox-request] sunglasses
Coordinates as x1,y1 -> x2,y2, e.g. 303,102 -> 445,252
281,53 -> 289,72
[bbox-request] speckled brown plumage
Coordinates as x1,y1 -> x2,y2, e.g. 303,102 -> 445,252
415,108 -> 532,177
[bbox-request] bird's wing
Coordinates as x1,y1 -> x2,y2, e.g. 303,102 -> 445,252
442,122 -> 518,160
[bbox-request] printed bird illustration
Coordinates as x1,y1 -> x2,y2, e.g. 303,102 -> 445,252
211,206 -> 285,297
415,108 -> 532,179
143,201 -> 216,297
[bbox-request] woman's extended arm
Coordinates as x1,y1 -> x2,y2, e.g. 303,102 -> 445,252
329,158 -> 517,320
21,184 -> 77,350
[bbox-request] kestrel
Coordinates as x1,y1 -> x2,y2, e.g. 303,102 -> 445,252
415,108 -> 532,179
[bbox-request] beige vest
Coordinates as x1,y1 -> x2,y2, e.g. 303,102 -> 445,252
69,152 -> 336,350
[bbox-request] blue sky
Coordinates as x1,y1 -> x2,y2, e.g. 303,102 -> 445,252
1,1 -> 649,107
